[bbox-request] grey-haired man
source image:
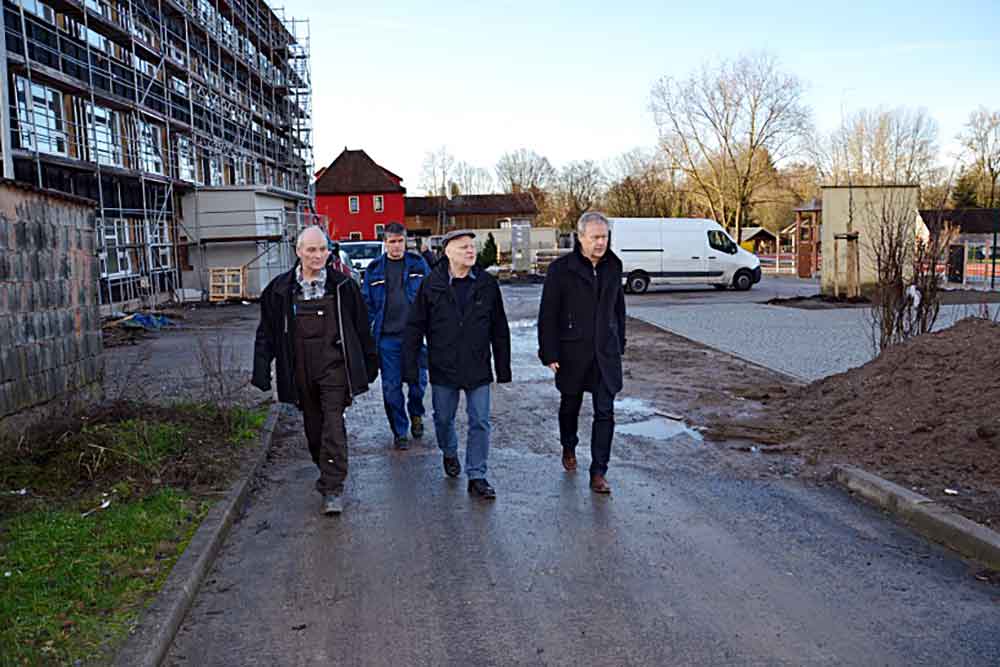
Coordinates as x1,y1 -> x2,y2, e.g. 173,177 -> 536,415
252,226 -> 379,515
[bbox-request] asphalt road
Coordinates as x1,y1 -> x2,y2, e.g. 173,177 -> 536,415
163,285 -> 1000,666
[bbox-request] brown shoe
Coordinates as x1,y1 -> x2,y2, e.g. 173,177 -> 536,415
589,475 -> 611,494
561,449 -> 577,472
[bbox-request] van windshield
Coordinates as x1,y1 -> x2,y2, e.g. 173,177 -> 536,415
341,243 -> 382,260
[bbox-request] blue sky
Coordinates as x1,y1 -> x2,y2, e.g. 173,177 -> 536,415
278,0 -> 1000,189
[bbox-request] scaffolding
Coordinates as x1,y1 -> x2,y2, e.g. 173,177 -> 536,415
1,0 -> 313,311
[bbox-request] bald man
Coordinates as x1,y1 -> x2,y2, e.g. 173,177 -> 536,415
252,226 -> 379,515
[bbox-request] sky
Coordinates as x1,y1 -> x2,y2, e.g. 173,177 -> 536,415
277,0 -> 1000,192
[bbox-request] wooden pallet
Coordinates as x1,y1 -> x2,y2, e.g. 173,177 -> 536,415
208,267 -> 247,302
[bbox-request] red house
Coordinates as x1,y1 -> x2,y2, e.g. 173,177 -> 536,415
314,149 -> 406,240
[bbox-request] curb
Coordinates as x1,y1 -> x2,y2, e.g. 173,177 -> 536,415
832,464 -> 1000,570
113,403 -> 284,667
628,314 -> 809,385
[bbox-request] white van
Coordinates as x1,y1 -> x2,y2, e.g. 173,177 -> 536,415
609,218 -> 762,293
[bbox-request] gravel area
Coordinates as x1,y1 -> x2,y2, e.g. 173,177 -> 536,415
630,302 -> 1000,382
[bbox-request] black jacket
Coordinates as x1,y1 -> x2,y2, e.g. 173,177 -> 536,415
403,262 -> 512,389
537,245 -> 626,395
252,264 -> 379,405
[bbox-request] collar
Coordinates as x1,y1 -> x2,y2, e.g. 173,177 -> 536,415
447,265 -> 478,285
296,264 -> 327,286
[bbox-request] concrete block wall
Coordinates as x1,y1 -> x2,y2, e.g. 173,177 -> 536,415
0,181 -> 102,432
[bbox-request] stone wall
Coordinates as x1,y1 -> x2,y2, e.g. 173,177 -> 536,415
0,180 -> 102,434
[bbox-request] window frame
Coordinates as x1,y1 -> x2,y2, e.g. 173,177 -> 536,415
348,196 -> 360,214
373,195 -> 384,213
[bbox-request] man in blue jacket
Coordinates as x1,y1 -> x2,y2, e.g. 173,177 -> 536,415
362,222 -> 431,448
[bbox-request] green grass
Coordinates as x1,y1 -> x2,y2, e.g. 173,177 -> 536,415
82,419 -> 190,471
0,489 -> 209,666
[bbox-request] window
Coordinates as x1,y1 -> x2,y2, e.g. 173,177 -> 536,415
17,0 -> 55,23
170,76 -> 188,96
374,224 -> 385,240
707,230 -> 737,254
137,119 -> 164,174
98,219 -> 133,277
85,103 -> 121,166
149,220 -> 172,269
349,232 -> 362,240
373,195 -> 384,213
209,156 -> 223,186
176,135 -> 197,182
14,77 -> 66,156
349,196 -> 360,214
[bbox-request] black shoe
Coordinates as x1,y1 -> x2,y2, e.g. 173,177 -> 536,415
410,415 -> 424,439
443,455 -> 461,478
468,478 -> 496,500
394,435 -> 409,450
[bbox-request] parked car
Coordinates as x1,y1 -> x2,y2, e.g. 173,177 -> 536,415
339,241 -> 383,278
608,217 -> 762,293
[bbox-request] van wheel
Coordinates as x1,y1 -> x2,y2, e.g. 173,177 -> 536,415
627,272 -> 650,294
733,270 -> 753,291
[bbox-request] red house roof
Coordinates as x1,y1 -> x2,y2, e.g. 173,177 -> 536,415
315,149 -> 406,195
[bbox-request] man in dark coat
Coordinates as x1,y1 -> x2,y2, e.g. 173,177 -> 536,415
404,229 -> 512,499
252,226 -> 379,515
537,211 -> 625,494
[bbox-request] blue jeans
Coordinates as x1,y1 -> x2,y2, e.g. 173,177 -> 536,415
431,383 -> 491,480
378,336 -> 427,437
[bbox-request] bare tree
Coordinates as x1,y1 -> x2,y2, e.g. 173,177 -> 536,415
495,148 -> 556,194
420,146 -> 456,196
650,52 -> 812,242
452,161 -> 495,195
604,148 -> 694,218
555,160 -> 604,227
865,186 -> 954,353
816,107 -> 940,187
958,107 -> 1000,207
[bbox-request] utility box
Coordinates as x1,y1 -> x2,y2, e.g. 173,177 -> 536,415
510,222 -> 532,273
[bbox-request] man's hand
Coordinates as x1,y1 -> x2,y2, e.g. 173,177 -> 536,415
548,362 -> 559,373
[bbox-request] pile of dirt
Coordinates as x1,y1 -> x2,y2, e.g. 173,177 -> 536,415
750,317 -> 1000,526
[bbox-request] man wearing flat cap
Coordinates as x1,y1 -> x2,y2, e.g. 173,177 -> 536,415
404,229 -> 512,499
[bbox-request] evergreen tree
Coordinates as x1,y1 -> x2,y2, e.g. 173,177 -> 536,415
477,232 -> 498,267
952,170 -> 980,208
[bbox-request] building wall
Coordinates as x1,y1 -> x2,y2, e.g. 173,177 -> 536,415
821,186 -> 920,295
0,182 -> 103,432
318,192 -> 405,240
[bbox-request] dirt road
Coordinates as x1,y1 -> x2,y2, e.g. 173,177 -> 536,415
156,286 -> 999,665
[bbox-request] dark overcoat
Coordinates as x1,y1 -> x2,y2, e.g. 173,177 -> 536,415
537,245 -> 626,394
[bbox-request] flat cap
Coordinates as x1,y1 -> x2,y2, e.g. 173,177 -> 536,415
441,229 -> 476,247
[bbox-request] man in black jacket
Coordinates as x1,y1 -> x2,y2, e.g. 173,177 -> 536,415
404,229 -> 512,499
252,226 -> 379,515
537,212 -> 625,494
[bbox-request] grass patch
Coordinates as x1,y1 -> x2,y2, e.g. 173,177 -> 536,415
0,400 -> 270,665
0,489 -> 209,666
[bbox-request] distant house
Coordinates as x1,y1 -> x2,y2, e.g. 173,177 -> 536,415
404,193 -> 539,236
315,149 -> 406,240
740,227 -> 777,254
918,208 -> 1000,285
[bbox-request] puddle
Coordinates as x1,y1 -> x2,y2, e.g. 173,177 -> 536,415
614,397 -> 656,417
617,417 -> 703,442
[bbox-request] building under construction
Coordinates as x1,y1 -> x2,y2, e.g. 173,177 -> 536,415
1,0 -> 315,309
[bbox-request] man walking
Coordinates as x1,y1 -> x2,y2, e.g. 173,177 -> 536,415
404,230 -> 511,499
537,211 -> 625,494
362,222 -> 431,449
252,225 -> 379,515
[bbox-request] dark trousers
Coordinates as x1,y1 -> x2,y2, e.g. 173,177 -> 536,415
293,296 -> 349,496
559,363 -> 615,477
299,363 -> 349,495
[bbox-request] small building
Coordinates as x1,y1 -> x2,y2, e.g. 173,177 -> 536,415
918,208 -> 1000,287
314,149 -> 406,241
740,227 -> 778,254
178,185 -> 316,298
404,193 -> 538,236
793,198 -> 822,278
820,185 -> 921,296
